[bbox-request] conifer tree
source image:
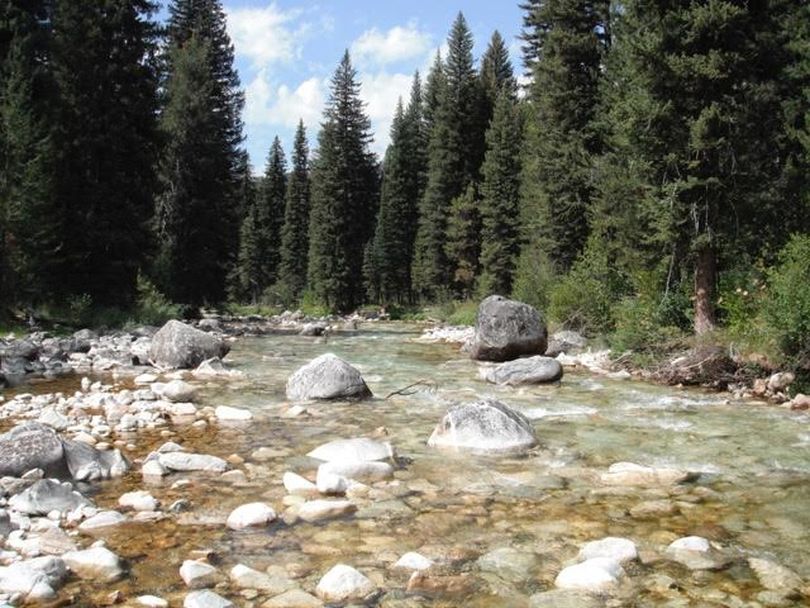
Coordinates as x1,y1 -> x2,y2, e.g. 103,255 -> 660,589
259,136 -> 286,289
232,155 -> 261,302
479,31 -> 517,126
444,184 -> 480,298
479,91 -> 522,296
157,0 -> 244,305
308,51 -> 378,312
51,0 -> 160,305
278,120 -> 310,303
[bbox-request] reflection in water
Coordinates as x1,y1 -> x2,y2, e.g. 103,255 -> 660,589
19,324 -> 810,606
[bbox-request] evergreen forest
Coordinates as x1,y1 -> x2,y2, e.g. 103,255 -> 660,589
1,0 -> 809,370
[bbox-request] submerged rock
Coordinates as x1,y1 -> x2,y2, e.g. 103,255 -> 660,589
183,589 -> 233,608
286,353 -> 372,401
157,452 -> 229,473
748,557 -> 804,595
600,462 -> 696,486
665,536 -> 730,571
393,552 -> 434,571
470,296 -> 548,362
307,437 -> 393,463
480,355 -> 563,385
578,537 -> 638,565
226,502 -> 276,530
149,320 -> 230,369
555,557 -> 624,592
530,589 -> 603,608
262,589 -> 323,607
180,560 -> 220,589
297,500 -> 357,523
0,423 -> 65,478
62,439 -> 129,481
315,563 -> 375,603
8,479 -> 92,515
427,398 -> 537,454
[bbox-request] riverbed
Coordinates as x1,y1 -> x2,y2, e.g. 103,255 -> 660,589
6,323 -> 810,606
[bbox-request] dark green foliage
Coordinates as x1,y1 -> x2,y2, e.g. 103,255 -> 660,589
50,0 -> 160,305
156,0 -> 244,306
277,120 -> 310,303
764,234 -> 810,362
231,155 -> 262,302
445,184 -> 480,299
479,92 -> 522,297
479,31 -> 517,125
307,51 -> 378,312
259,136 -> 286,287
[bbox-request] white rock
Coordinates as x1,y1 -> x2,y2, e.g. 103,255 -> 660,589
168,402 -> 198,417
156,380 -> 196,403
669,536 -> 710,552
137,595 -> 169,608
393,552 -> 434,571
297,500 -> 357,523
158,452 -> 228,473
0,555 -> 67,601
180,560 -> 220,589
118,490 -> 159,512
307,438 -> 393,463
555,557 -> 624,592
183,589 -> 233,608
228,564 -> 295,594
135,373 -> 159,385
78,510 -> 126,531
214,406 -> 252,421
282,472 -> 317,495
315,563 -> 375,602
142,459 -> 168,478
262,589 -> 323,608
318,460 -> 393,483
600,462 -> 693,486
62,547 -> 124,582
225,503 -> 276,530
578,537 -> 638,565
316,468 -> 349,495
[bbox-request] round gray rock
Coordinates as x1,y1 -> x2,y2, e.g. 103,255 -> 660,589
481,355 -> 563,385
149,320 -> 230,370
470,295 -> 548,362
427,398 -> 538,453
0,423 -> 65,477
286,353 -> 372,401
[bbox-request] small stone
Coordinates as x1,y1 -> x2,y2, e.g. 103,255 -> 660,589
62,547 -> 124,582
578,537 -> 638,565
78,511 -> 126,531
307,438 -> 393,463
226,503 -> 276,530
183,589 -> 233,608
668,536 -> 710,552
229,564 -> 295,594
282,472 -> 317,495
315,468 -> 348,495
555,558 -> 624,592
297,500 -> 357,523
136,595 -> 169,608
393,552 -> 434,571
315,563 -> 375,603
142,460 -> 168,478
748,557 -> 803,594
214,406 -> 252,421
261,589 -> 323,608
158,452 -> 228,473
180,560 -> 220,589
118,491 -> 159,512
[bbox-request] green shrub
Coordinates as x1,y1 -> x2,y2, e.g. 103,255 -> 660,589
134,274 -> 181,326
716,266 -> 767,336
67,293 -> 93,327
446,300 -> 478,326
764,234 -> 810,363
511,244 -> 556,312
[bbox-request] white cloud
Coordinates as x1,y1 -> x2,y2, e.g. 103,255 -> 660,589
245,71 -> 326,129
359,71 -> 414,155
225,4 -> 304,68
351,22 -> 432,67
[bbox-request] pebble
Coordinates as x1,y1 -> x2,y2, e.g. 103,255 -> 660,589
282,472 -> 318,495
118,491 -> 159,512
62,547 -> 124,582
183,589 -> 233,608
315,563 -> 375,602
262,589 -> 323,607
555,557 -> 624,592
214,406 -> 252,421
78,511 -> 126,531
180,560 -> 220,589
393,552 -> 434,571
297,500 -> 357,523
578,537 -> 638,565
225,503 -> 276,530
136,596 -> 169,608
228,564 -> 295,594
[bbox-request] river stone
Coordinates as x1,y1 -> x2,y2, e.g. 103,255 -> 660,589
307,437 -> 393,463
226,502 -> 276,530
555,557 -> 624,592
470,295 -> 548,362
214,405 -> 252,421
37,408 -> 70,431
62,439 -> 129,481
119,490 -> 159,512
158,452 -> 229,473
480,355 -> 563,385
0,423 -> 66,477
665,536 -> 730,571
155,380 -> 196,403
137,596 -> 169,608
600,462 -> 695,486
477,547 -> 537,582
394,552 -> 434,571
180,560 -> 220,589
78,510 -> 127,531
578,537 -> 638,565
149,320 -> 230,369
316,468 -> 348,495
427,398 -> 538,454
318,461 -> 393,483
0,556 -> 67,601
748,558 -> 803,594
183,590 -> 233,608
262,588 -> 323,607
283,472 -> 317,495
297,500 -> 357,523
62,547 -> 124,582
529,589 -> 603,608
229,564 -> 295,594
545,330 -> 588,357
286,354 -> 372,401
315,563 -> 375,603
8,479 -> 92,515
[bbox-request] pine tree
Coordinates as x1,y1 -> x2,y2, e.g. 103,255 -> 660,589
157,0 -> 244,305
412,14 -> 481,300
0,2 -> 60,304
278,120 -> 310,303
479,91 -> 523,296
259,136 -> 286,289
479,31 -> 517,126
518,0 -> 610,274
50,0 -> 160,305
307,51 -> 378,312
518,0 -> 543,75
232,155 -> 261,302
444,184 -> 480,298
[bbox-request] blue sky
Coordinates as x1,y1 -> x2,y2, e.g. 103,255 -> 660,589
204,1 -> 524,171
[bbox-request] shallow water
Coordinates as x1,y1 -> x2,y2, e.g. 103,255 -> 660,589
24,324 -> 810,605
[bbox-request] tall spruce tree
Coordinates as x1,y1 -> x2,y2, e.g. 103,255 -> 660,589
412,14 -> 481,300
157,0 -> 244,305
518,0 -> 610,276
307,51 -> 378,312
278,120 -> 310,302
479,91 -> 523,296
444,184 -> 481,298
50,0 -> 160,305
479,31 -> 517,127
259,136 -> 286,289
232,155 -> 261,302
0,1 -> 60,304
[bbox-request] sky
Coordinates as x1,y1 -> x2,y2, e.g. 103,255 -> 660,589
198,1 -> 525,171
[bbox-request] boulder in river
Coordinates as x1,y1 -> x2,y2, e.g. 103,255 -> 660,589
545,330 -> 587,357
8,479 -> 92,515
315,563 -> 376,603
62,439 -> 129,481
555,557 -> 624,592
0,423 -> 66,477
307,437 -> 393,463
149,320 -> 230,369
0,555 -> 67,602
480,355 -> 563,385
600,462 -> 697,486
470,295 -> 548,362
286,353 -> 372,401
427,398 -> 538,454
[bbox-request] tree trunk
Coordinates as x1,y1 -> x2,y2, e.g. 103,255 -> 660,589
694,244 -> 716,335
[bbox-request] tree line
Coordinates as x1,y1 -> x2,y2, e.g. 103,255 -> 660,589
1,1 -> 809,347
